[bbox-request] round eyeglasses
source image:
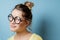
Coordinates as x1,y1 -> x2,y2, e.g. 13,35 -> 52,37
8,14 -> 22,24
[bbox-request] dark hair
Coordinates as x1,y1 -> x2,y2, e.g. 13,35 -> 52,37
14,4 -> 32,25
24,1 -> 34,7
24,1 -> 34,10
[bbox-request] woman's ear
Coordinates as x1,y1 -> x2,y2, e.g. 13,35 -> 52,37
25,20 -> 30,26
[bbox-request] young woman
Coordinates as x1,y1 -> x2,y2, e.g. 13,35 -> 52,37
8,3 -> 43,40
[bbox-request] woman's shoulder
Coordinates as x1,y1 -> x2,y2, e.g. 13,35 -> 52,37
29,33 -> 43,40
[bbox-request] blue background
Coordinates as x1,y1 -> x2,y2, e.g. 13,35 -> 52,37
0,0 -> 60,40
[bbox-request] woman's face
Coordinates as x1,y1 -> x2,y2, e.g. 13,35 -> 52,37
9,9 -> 28,32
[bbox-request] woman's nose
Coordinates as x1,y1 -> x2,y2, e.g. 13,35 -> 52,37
11,20 -> 15,24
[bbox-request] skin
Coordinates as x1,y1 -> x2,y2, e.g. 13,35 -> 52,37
10,9 -> 32,40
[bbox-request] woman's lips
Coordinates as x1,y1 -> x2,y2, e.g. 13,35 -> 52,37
10,25 -> 16,28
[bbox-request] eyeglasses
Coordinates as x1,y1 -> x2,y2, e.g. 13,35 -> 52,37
8,14 -> 22,24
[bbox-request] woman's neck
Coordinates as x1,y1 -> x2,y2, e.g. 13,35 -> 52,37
14,29 -> 32,40
15,29 -> 31,37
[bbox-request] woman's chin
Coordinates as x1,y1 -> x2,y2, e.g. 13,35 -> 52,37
10,28 -> 17,32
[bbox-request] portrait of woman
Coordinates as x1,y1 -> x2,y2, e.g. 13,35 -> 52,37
8,1 -> 43,40
0,0 -> 60,40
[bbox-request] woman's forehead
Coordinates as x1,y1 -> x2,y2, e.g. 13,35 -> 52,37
11,9 -> 23,17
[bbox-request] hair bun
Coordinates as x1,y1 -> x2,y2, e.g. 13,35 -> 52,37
24,1 -> 34,10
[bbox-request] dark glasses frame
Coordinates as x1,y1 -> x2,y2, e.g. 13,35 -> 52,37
8,14 -> 22,24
